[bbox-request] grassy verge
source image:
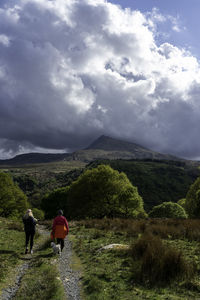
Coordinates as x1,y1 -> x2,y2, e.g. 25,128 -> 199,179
70,219 -> 200,300
0,217 -> 28,291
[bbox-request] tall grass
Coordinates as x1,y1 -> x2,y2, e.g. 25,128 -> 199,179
130,233 -> 196,286
76,218 -> 200,241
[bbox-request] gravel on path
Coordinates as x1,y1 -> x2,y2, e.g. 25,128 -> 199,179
58,237 -> 82,300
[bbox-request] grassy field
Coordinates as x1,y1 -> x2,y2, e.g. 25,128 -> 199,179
2,217 -> 200,299
70,218 -> 200,300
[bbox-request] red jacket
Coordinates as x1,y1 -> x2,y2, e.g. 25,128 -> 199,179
52,216 -> 69,239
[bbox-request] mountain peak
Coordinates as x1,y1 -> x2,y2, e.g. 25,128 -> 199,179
86,135 -> 148,152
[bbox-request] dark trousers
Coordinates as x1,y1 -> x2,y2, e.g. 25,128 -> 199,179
25,231 -> 35,249
57,238 -> 64,251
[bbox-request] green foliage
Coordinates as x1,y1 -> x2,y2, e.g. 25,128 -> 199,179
88,160 -> 200,211
32,208 -> 45,220
4,159 -> 200,214
41,186 -> 70,219
177,198 -> 186,209
185,177 -> 200,218
0,172 -> 28,218
68,164 -> 145,219
149,202 -> 187,219
42,165 -> 145,219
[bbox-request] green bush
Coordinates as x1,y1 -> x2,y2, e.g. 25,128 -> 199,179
149,202 -> 187,219
185,177 -> 200,218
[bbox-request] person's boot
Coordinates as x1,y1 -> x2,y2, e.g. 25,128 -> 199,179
30,249 -> 33,254
25,248 -> 28,254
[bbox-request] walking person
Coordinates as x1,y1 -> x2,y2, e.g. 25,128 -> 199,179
51,210 -> 69,252
22,209 -> 37,254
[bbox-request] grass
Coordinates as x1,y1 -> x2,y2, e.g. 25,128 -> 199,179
0,217 -> 26,290
0,217 -> 65,300
130,233 -> 195,286
13,235 -> 65,300
70,219 -> 200,300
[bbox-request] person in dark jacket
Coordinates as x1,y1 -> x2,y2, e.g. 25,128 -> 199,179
51,210 -> 69,252
22,209 -> 37,254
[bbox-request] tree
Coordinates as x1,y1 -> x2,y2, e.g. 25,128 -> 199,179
149,202 -> 187,219
185,177 -> 200,218
68,164 -> 145,219
41,187 -> 70,219
0,172 -> 28,218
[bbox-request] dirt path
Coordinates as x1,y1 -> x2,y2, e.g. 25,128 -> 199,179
0,225 -> 82,300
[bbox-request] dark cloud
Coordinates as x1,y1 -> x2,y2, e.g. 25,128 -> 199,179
0,0 -> 200,159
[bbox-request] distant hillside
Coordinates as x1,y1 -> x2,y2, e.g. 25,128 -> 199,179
0,135 -> 190,166
0,153 -> 69,165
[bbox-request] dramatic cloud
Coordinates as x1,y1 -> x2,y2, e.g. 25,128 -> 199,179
0,0 -> 200,159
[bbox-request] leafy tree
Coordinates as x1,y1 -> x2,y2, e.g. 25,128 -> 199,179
185,177 -> 200,218
0,172 -> 28,218
41,187 -> 70,219
177,198 -> 186,209
149,202 -> 187,219
68,164 -> 145,219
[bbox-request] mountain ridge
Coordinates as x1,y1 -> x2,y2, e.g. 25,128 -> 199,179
0,135 -> 189,165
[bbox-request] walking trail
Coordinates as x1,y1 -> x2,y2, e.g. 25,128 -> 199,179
0,225 -> 82,300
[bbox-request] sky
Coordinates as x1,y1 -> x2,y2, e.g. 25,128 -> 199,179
0,0 -> 200,160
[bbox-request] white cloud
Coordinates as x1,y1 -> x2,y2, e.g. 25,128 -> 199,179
0,0 -> 200,158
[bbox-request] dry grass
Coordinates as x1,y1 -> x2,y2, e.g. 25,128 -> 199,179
76,218 -> 200,241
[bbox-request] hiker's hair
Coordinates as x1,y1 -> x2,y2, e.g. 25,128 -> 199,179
24,209 -> 33,219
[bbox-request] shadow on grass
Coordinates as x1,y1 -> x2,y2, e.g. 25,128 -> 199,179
0,250 -> 17,254
36,253 -> 54,259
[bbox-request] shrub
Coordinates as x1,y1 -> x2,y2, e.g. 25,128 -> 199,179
185,177 -> 200,218
130,233 -> 196,286
149,202 -> 187,219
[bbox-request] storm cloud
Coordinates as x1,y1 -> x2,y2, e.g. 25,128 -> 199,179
0,0 -> 200,159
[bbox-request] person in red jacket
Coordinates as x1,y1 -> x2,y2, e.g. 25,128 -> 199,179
51,210 -> 69,251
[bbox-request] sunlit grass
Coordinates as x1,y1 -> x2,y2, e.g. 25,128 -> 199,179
71,219 -> 200,300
